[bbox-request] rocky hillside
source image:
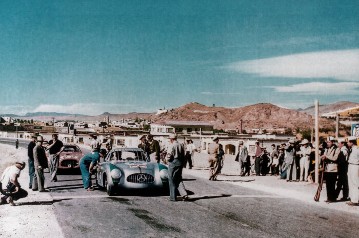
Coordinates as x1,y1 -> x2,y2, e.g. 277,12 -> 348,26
299,101 -> 359,116
150,102 -> 334,131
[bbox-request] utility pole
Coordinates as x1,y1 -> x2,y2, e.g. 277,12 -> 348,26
314,100 -> 319,184
335,114 -> 339,139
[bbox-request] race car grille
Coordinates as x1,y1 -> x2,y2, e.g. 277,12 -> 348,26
60,160 -> 79,168
126,173 -> 154,183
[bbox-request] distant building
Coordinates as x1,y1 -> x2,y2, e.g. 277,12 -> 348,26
156,108 -> 168,115
150,121 -> 213,136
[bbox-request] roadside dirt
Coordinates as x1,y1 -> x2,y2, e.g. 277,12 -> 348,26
0,144 -> 64,238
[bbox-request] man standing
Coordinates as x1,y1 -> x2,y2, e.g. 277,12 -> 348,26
27,135 -> 37,189
166,134 -> 188,201
284,139 -> 296,181
208,136 -> 220,180
33,135 -> 48,192
147,134 -> 161,163
138,135 -> 150,158
298,139 -> 311,182
335,138 -> 349,201
321,136 -> 340,203
47,134 -> 64,182
347,136 -> 359,206
0,161 -> 27,206
184,139 -> 196,169
235,141 -> 249,176
254,141 -> 263,176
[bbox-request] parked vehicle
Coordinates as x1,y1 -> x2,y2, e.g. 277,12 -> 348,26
57,144 -> 84,170
96,147 -> 169,196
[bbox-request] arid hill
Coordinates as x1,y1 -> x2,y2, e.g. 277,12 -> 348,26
299,101 -> 359,117
150,102 -> 334,132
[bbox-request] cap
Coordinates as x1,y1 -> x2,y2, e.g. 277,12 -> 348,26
168,134 -> 177,139
99,149 -> 107,156
288,139 -> 295,144
36,135 -> 44,142
16,161 -> 26,166
348,136 -> 357,142
213,136 -> 219,141
300,139 -> 309,145
139,135 -> 146,140
327,136 -> 336,142
338,138 -> 347,144
239,141 -> 244,145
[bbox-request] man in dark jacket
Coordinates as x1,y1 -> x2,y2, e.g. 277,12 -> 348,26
27,135 -> 37,189
33,135 -> 48,192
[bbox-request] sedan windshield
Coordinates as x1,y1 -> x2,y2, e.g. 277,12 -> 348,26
108,150 -> 147,162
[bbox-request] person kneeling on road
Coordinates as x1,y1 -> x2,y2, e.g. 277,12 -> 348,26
0,161 -> 28,206
80,149 -> 107,191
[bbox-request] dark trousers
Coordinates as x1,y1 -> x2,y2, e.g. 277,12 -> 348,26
168,161 -> 184,201
183,152 -> 193,169
335,165 -> 349,199
325,172 -> 338,201
255,157 -> 261,175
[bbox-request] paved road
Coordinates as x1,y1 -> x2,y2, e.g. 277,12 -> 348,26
46,170 -> 359,238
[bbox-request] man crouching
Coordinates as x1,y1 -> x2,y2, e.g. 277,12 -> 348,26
0,161 -> 28,206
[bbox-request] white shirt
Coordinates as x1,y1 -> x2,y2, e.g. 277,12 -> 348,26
0,165 -> 21,190
348,145 -> 359,165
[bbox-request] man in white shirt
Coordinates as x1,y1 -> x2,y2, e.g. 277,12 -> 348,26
0,161 -> 27,206
347,136 -> 359,206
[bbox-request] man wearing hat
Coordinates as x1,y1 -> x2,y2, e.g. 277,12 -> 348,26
235,141 -> 249,176
321,136 -> 340,203
147,134 -> 161,163
166,134 -> 188,201
335,138 -> 349,201
138,135 -> 150,158
0,161 -> 27,206
208,136 -> 220,180
284,139 -> 297,181
298,139 -> 311,182
27,134 -> 37,189
347,136 -> 359,206
33,135 -> 49,192
184,139 -> 196,169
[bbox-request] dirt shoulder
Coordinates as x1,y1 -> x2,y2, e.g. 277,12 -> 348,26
0,143 -> 64,238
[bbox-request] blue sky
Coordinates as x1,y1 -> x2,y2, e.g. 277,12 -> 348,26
0,0 -> 358,115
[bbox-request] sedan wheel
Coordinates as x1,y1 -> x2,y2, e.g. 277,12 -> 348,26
104,176 -> 114,196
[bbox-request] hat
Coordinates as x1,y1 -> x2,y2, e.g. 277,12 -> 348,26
99,149 -> 107,156
139,135 -> 146,140
327,136 -> 336,142
338,138 -> 347,144
300,139 -> 309,145
169,134 -> 177,139
348,136 -> 357,142
239,141 -> 244,145
213,136 -> 219,141
147,134 -> 153,139
288,139 -> 295,144
36,135 -> 44,142
16,161 -> 26,166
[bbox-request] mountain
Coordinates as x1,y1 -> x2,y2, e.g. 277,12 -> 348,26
299,101 -> 359,116
150,102 -> 334,131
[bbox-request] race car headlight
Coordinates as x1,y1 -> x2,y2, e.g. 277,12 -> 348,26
110,169 -> 122,180
159,169 -> 169,180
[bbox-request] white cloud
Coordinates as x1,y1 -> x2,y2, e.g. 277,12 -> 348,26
201,92 -> 241,95
0,105 -> 33,116
271,82 -> 359,95
33,103 -> 135,116
227,49 -> 359,81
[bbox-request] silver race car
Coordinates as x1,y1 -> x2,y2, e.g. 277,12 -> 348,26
96,148 -> 169,196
